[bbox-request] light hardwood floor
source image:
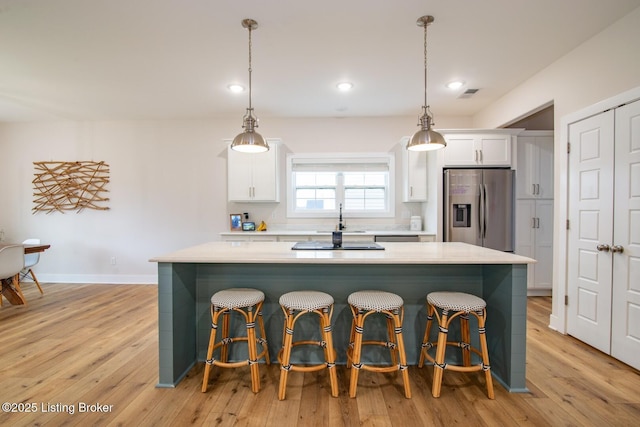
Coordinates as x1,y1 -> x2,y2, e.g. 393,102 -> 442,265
0,283 -> 638,426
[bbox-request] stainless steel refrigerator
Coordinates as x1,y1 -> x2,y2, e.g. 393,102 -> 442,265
444,168 -> 514,252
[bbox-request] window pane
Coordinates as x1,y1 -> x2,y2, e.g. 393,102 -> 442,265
295,187 -> 336,211
289,157 -> 392,217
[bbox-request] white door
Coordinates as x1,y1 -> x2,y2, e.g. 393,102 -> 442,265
611,99 -> 640,370
567,110 -> 615,353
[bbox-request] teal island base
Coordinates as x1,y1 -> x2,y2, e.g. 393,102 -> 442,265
156,261 -> 528,393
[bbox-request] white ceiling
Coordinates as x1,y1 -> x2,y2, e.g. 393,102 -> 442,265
1,0 -> 639,122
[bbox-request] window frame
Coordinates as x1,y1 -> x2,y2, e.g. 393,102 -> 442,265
286,153 -> 395,219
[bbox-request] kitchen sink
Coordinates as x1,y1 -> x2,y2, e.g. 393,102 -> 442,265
292,241 -> 384,250
314,230 -> 367,233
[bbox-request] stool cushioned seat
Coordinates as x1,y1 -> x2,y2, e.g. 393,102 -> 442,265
211,288 -> 265,309
348,290 -> 403,312
427,291 -> 486,312
279,290 -> 334,312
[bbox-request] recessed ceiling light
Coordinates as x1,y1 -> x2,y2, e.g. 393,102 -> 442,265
227,84 -> 245,93
446,81 -> 465,90
336,82 -> 353,91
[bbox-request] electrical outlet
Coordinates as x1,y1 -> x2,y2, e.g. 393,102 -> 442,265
110,257 -> 117,265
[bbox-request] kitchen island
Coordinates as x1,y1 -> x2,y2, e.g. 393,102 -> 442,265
150,241 -> 533,392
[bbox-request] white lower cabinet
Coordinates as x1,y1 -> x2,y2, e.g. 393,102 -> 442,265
516,199 -> 553,294
221,235 -> 277,242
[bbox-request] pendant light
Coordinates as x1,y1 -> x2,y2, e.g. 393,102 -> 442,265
406,15 -> 446,151
231,19 -> 269,153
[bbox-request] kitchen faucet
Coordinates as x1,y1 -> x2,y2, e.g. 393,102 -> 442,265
338,203 -> 346,230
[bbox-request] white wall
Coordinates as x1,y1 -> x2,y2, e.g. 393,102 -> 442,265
472,7 -> 640,329
0,115 -> 470,283
473,7 -> 640,130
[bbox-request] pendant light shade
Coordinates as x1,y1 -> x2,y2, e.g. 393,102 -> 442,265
407,15 -> 446,152
231,18 -> 269,153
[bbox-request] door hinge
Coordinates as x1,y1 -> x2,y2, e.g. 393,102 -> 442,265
567,142 -> 571,154
565,295 -> 569,306
566,219 -> 570,230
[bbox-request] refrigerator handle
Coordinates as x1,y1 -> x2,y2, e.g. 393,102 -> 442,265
478,184 -> 484,239
483,184 -> 488,239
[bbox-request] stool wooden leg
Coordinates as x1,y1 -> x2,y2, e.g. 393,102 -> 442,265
348,309 -> 365,398
220,311 -> 230,363
385,314 -> 398,366
321,307 -> 339,397
202,306 -> 220,393
278,310 -> 295,400
461,313 -> 471,367
392,308 -> 411,399
419,303 -> 435,368
347,312 -> 357,369
432,310 -> 450,398
477,309 -> 495,399
246,306 -> 260,393
257,309 -> 270,365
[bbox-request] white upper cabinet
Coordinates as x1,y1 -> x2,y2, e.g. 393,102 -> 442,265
401,137 -> 428,202
442,132 -> 513,167
227,139 -> 280,202
516,133 -> 554,199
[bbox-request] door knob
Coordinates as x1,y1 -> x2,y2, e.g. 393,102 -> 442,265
596,244 -> 610,252
611,245 -> 624,253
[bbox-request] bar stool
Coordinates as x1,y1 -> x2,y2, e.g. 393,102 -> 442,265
278,290 -> 339,400
201,288 -> 270,394
418,291 -> 494,399
347,290 -> 411,398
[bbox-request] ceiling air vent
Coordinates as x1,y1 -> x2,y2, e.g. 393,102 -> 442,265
458,88 -> 479,99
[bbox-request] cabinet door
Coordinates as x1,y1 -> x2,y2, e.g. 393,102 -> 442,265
478,135 -> 511,166
403,149 -> 427,202
251,144 -> 279,202
536,136 -> 554,198
533,199 -> 554,290
517,135 -> 554,198
516,136 -> 538,198
442,135 -> 477,166
227,143 -> 279,202
443,134 -> 512,166
515,199 -> 536,288
228,147 -> 255,201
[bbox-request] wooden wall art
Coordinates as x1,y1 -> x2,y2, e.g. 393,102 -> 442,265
32,161 -> 110,213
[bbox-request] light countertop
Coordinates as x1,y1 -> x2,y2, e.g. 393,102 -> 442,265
150,241 -> 534,265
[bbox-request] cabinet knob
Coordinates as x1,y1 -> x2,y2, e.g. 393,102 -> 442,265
611,245 -> 624,253
596,244 -> 610,252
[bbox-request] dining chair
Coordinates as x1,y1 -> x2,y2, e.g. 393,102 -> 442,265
0,244 -> 26,306
21,238 -> 43,294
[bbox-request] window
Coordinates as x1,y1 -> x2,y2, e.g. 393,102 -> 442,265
287,153 -> 395,218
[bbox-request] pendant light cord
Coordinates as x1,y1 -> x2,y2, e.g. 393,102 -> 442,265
248,25 -> 253,111
423,21 -> 428,108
